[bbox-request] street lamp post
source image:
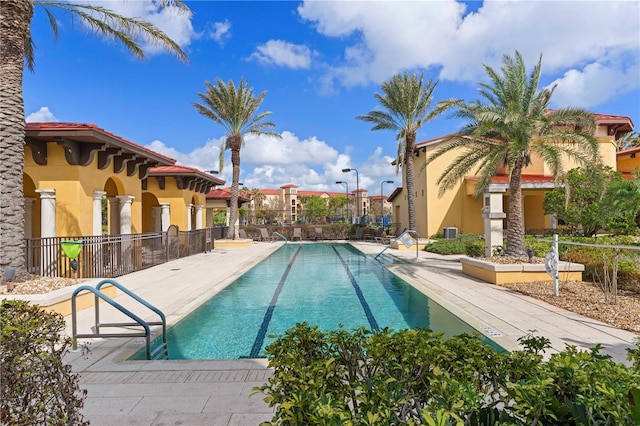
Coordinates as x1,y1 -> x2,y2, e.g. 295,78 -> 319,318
336,181 -> 349,223
380,180 -> 394,226
342,168 -> 359,223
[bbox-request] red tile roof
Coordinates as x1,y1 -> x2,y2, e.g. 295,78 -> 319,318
149,166 -> 225,185
206,188 -> 251,202
465,174 -> 556,184
617,146 -> 640,157
25,122 -> 176,164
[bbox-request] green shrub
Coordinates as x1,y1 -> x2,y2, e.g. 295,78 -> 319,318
1,300 -> 88,425
425,233 -> 482,255
465,241 -> 484,257
257,324 -> 640,425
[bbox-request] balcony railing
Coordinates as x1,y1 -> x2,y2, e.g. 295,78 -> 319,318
25,226 -> 228,279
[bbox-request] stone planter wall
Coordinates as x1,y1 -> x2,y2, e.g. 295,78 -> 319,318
460,257 -> 584,284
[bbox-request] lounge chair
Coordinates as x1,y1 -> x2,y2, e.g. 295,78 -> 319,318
292,227 -> 302,241
381,227 -> 403,245
259,228 -> 274,242
373,228 -> 385,243
238,229 -> 249,239
314,227 -> 324,240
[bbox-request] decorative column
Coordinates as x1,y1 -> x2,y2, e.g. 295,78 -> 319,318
117,195 -> 134,235
93,191 -> 106,236
194,205 -> 203,230
186,203 -> 193,231
116,195 -> 134,271
108,198 -> 120,235
35,189 -> 56,276
160,203 -> 171,232
482,190 -> 506,257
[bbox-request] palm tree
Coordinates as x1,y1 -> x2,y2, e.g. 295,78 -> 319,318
193,78 -> 280,239
357,72 -> 447,232
0,0 -> 189,273
427,51 -> 599,256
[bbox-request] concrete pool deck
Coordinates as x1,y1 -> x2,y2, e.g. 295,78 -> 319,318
63,240 -> 639,425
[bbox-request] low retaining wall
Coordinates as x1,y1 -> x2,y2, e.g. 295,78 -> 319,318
460,257 -> 584,284
2,280 -> 114,316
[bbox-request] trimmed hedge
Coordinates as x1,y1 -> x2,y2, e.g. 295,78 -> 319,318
258,324 -> 640,425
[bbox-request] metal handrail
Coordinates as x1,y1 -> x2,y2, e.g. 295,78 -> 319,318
71,280 -> 168,360
374,229 -> 419,260
273,231 -> 287,242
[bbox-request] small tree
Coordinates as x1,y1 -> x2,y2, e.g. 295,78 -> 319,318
301,196 -> 328,223
1,300 -> 88,425
544,167 -> 639,236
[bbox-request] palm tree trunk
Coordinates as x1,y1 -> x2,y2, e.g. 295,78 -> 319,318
1,0 -> 34,272
506,164 -> 526,256
225,135 -> 242,239
404,132 -> 417,232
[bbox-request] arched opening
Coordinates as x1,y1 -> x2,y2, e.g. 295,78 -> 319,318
142,192 -> 161,233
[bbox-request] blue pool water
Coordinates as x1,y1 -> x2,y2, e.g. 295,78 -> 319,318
131,243 -> 502,359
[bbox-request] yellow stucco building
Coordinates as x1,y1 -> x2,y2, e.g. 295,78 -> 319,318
24,122 -> 224,240
389,113 -> 637,247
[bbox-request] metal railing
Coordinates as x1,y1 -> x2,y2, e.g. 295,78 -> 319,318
24,226 -> 227,279
71,279 -> 168,360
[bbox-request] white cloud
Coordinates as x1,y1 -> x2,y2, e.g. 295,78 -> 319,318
297,0 -> 640,107
249,40 -> 314,69
26,106 -> 58,122
207,20 -> 231,46
145,131 -> 397,193
548,60 -> 640,108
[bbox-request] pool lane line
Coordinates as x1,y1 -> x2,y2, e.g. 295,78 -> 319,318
249,246 -> 302,358
332,246 -> 379,330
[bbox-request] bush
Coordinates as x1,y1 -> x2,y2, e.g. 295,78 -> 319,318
425,233 -> 482,255
257,324 -> 640,425
1,300 -> 88,425
464,241 -> 484,257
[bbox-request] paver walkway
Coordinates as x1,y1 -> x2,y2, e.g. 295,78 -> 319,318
62,241 -> 638,425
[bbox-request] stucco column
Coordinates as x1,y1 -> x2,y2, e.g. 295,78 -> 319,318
160,203 -> 171,232
36,189 -> 56,238
108,198 -> 120,235
117,195 -> 134,235
93,191 -> 106,236
482,190 -> 506,257
24,198 -> 34,239
36,189 -> 56,276
186,204 -> 193,231
194,205 -> 203,230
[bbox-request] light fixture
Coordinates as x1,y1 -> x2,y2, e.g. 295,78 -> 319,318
342,168 -> 360,222
336,181 -> 349,223
380,180 -> 394,226
4,267 -> 16,292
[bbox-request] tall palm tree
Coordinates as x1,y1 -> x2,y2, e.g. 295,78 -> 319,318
0,0 -> 189,273
427,51 -> 599,256
357,72 -> 447,232
193,78 -> 280,239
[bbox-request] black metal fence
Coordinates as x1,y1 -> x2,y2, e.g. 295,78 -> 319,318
24,226 -> 228,279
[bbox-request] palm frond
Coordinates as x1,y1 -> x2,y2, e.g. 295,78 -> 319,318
35,1 -> 189,63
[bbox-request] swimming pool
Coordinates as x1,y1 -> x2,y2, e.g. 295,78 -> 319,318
131,243 -> 503,359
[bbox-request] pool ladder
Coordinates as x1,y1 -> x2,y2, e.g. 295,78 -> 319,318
71,279 -> 168,360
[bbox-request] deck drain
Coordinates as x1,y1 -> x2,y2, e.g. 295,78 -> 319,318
482,327 -> 503,337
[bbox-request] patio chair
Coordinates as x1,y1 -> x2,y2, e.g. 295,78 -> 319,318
381,227 -> 404,245
314,227 -> 324,240
292,227 -> 303,241
373,227 -> 385,243
259,228 -> 274,242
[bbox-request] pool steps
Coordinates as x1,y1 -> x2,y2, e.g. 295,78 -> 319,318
71,279 -> 169,360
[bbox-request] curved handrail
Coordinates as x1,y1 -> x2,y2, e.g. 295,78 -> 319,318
71,285 -> 153,359
95,279 -> 166,344
374,229 -> 419,260
273,231 -> 287,242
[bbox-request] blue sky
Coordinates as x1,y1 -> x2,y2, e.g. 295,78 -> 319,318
24,0 -> 640,196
